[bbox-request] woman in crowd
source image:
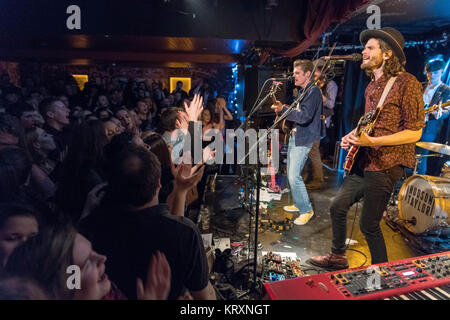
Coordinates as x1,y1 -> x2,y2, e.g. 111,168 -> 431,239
143,133 -> 175,204
135,99 -> 153,132
4,224 -> 171,300
116,108 -> 136,134
25,127 -> 57,177
0,147 -> 55,221
201,101 -> 225,140
103,118 -> 124,142
56,120 -> 108,223
93,93 -> 111,112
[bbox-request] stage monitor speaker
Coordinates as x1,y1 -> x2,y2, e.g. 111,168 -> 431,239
243,66 -> 291,115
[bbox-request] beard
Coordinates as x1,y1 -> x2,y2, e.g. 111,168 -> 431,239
361,54 -> 384,71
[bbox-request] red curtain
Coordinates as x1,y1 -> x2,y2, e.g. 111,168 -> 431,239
270,0 -> 371,59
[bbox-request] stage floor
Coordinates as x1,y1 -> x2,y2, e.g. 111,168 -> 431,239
257,166 -> 418,272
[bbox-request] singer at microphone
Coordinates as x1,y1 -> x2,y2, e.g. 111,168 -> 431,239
323,53 -> 362,61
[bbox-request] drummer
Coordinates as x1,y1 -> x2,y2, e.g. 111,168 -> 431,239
417,57 -> 450,175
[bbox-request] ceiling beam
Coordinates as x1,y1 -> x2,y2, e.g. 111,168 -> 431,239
0,49 -> 239,65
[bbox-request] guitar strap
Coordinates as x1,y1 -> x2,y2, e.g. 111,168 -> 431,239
376,75 -> 398,109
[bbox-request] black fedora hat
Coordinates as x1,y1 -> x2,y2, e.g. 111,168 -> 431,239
425,59 -> 445,72
360,27 -> 406,65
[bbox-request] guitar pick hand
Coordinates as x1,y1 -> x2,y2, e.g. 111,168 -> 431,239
271,100 -> 283,113
340,129 -> 356,150
347,132 -> 376,147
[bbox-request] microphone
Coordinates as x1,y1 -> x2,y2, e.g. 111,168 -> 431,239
323,53 -> 362,62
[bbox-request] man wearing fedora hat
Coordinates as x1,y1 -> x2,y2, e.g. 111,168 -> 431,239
416,57 -> 450,175
308,27 -> 425,269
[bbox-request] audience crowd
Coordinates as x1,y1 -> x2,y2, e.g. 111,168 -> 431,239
0,70 -> 236,300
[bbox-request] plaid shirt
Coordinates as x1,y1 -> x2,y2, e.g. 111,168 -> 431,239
361,72 -> 425,171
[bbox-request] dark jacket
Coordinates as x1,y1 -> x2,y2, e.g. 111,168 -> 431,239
281,82 -> 325,146
421,82 -> 450,175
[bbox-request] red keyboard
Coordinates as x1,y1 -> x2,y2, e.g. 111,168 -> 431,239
264,251 -> 450,300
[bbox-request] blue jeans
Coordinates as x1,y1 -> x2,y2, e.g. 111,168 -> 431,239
287,136 -> 313,213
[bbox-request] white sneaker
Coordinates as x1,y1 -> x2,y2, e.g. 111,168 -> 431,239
294,210 -> 314,225
283,205 -> 299,213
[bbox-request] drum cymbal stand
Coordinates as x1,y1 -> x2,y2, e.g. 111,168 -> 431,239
414,153 -> 443,174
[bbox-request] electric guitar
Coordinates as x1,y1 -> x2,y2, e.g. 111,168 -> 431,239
343,106 -> 384,174
424,100 -> 450,121
343,100 -> 450,174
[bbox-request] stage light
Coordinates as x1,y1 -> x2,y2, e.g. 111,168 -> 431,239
427,54 -> 444,64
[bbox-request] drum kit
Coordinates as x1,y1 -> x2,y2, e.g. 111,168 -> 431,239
396,142 -> 450,237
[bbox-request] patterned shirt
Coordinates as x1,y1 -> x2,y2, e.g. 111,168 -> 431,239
361,72 -> 425,171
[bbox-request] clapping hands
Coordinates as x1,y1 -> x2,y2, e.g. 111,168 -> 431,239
184,94 -> 204,122
137,251 -> 171,300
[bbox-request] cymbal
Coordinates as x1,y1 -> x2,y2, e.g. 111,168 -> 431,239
416,142 -> 450,156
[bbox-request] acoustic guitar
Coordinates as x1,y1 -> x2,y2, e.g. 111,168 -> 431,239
270,83 -> 298,144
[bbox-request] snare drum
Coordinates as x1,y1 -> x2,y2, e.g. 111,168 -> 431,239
441,161 -> 450,179
398,175 -> 450,234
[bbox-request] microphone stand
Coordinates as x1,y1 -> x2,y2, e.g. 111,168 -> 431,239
236,79 -> 274,297
237,78 -> 315,297
237,47 -> 335,296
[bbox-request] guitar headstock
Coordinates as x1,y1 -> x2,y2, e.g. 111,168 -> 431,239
358,110 -> 376,126
269,81 -> 282,104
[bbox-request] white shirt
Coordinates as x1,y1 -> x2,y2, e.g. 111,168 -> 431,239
423,81 -> 442,106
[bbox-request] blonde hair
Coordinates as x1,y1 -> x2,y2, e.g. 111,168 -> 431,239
293,59 -> 314,74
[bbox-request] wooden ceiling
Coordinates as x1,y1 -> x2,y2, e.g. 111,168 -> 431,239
0,34 -> 251,67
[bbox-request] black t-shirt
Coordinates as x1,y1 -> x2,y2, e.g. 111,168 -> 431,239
43,123 -> 71,162
80,203 -> 209,300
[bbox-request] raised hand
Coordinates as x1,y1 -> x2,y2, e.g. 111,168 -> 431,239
175,162 -> 205,192
202,145 -> 216,164
184,94 -> 204,122
137,251 -> 171,300
81,182 -> 108,220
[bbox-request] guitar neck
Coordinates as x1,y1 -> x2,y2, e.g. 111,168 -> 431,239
425,101 -> 450,114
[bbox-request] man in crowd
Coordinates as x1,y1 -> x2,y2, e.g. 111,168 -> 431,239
38,98 -> 71,164
171,80 -> 189,100
81,145 -> 215,300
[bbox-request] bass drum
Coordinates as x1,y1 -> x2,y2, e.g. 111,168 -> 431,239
398,175 -> 450,234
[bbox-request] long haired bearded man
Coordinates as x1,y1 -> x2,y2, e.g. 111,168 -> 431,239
308,27 -> 425,269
